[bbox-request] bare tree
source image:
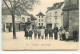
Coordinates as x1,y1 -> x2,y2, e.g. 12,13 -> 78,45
3,0 -> 40,39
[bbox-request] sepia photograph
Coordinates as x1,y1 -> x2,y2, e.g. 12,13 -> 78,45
2,0 -> 79,50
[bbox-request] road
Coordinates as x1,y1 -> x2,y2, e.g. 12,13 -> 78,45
2,32 -> 79,50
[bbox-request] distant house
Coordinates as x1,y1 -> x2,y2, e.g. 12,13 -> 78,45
62,0 -> 79,37
36,12 -> 46,29
2,8 -> 36,32
46,2 -> 64,29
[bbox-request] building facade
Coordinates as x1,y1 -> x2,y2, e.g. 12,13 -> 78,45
62,0 -> 79,37
36,12 -> 46,29
2,14 -> 21,32
2,8 -> 36,32
46,2 -> 64,29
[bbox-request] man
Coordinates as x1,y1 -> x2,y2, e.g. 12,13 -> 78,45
53,26 -> 58,40
25,29 -> 29,39
45,28 -> 48,39
49,28 -> 53,39
34,29 -> 37,39
29,29 -> 33,39
38,29 -> 41,39
73,29 -> 78,42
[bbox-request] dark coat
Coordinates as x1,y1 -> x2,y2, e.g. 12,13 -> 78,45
29,30 -> 33,37
49,29 -> 53,37
45,29 -> 48,33
34,30 -> 37,37
38,30 -> 41,36
53,27 -> 58,33
45,29 -> 48,37
25,30 -> 28,37
73,30 -> 77,38
34,30 -> 37,34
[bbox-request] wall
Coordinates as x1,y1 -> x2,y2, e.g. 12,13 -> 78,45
36,16 -> 46,27
69,10 -> 79,36
46,9 -> 63,29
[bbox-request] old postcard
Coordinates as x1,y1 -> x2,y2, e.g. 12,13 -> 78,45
2,0 -> 79,50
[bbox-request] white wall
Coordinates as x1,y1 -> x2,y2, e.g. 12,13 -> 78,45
46,9 -> 63,29
36,16 -> 46,27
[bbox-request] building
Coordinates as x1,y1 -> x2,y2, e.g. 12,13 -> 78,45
2,8 -> 21,32
20,14 -> 36,31
2,8 -> 36,32
62,0 -> 79,37
46,2 -> 64,29
36,12 -> 46,29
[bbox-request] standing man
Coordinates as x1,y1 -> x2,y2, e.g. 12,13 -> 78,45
49,28 -> 53,39
25,29 -> 28,39
73,29 -> 78,42
45,28 -> 48,39
29,29 -> 33,39
34,29 -> 37,39
53,26 -> 58,40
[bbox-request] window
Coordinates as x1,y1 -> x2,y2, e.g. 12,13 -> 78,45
39,19 -> 40,22
55,11 -> 57,16
39,16 -> 40,18
41,23 -> 43,26
42,19 -> 43,22
22,17 -> 25,22
39,23 -> 40,26
27,18 -> 31,22
6,23 -> 10,28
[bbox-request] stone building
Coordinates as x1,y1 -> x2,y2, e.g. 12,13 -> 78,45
46,2 -> 64,29
62,0 -> 79,37
36,12 -> 46,29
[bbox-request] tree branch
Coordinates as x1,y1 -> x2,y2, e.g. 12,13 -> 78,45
8,0 -> 13,8
3,0 -> 12,12
14,1 -> 28,8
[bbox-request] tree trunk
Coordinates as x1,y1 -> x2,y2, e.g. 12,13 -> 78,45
12,13 -> 16,39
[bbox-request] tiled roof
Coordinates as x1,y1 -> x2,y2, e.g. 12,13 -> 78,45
47,2 -> 64,12
36,12 -> 45,16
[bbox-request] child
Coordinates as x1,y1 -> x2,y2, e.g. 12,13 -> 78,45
59,30 -> 62,40
66,31 -> 69,41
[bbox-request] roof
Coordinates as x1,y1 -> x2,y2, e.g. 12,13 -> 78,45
28,14 -> 36,20
47,2 -> 64,12
2,7 -> 36,20
36,12 -> 45,16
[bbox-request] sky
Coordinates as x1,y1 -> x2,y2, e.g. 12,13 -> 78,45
28,0 -> 64,16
